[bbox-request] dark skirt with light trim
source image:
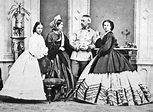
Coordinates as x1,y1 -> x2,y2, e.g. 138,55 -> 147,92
74,51 -> 151,105
45,51 -> 74,101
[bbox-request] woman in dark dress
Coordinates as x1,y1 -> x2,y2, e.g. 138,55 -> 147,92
45,15 -> 74,101
74,19 -> 151,105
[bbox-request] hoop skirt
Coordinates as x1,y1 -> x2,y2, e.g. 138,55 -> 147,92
74,32 -> 151,105
0,33 -> 47,100
0,51 -> 46,100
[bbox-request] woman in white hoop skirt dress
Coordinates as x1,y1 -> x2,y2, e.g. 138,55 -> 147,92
0,22 -> 48,100
74,19 -> 151,106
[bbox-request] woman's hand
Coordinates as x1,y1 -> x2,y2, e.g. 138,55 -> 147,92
44,50 -> 48,56
59,46 -> 65,51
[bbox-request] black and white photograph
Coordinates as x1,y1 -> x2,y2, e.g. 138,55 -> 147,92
0,0 -> 153,112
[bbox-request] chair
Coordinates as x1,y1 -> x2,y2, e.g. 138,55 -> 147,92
43,77 -> 66,103
38,56 -> 67,103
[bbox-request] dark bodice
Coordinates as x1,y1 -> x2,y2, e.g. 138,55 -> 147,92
45,32 -> 72,60
95,32 -> 119,56
90,31 -> 134,74
45,32 -> 75,100
46,32 -> 61,48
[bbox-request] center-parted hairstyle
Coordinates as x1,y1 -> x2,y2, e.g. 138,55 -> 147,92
33,21 -> 43,33
102,19 -> 114,31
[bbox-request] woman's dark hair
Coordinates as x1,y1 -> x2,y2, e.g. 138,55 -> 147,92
102,19 -> 114,31
33,21 -> 43,33
52,20 -> 62,31
56,20 -> 62,27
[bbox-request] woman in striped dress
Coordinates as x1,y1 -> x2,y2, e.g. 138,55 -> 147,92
74,19 -> 151,106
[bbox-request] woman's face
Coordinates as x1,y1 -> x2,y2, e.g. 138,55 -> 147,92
103,21 -> 111,33
57,22 -> 63,31
36,24 -> 43,35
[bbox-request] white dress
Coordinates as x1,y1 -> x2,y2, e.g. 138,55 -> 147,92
0,33 -> 48,100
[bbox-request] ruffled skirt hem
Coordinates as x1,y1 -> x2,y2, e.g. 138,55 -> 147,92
75,71 -> 151,106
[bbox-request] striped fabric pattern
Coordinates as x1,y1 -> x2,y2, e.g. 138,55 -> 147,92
75,71 -> 151,106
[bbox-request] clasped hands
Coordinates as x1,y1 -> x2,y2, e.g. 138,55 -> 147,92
79,44 -> 88,51
78,44 -> 91,51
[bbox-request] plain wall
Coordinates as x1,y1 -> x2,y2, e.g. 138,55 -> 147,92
40,0 -> 68,39
40,0 -> 134,46
90,0 -> 134,46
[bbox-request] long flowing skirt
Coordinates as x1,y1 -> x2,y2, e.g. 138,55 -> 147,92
0,51 -> 46,100
74,57 -> 151,105
45,51 -> 74,101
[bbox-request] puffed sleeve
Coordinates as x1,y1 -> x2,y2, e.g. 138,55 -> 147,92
97,33 -> 114,56
39,36 -> 48,56
95,38 -> 102,48
29,34 -> 48,59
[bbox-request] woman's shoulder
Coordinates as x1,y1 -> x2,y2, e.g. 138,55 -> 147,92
47,31 -> 58,40
106,31 -> 114,37
103,32 -> 114,40
47,31 -> 56,37
29,33 -> 38,40
29,33 -> 40,44
100,32 -> 114,42
31,32 -> 43,37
